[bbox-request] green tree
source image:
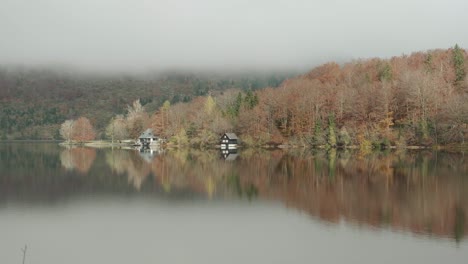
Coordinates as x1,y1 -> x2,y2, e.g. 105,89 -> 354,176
227,92 -> 243,117
424,53 -> 434,72
453,44 -> 465,84
327,114 -> 337,148
172,128 -> 189,146
204,95 -> 216,115
379,63 -> 393,82
244,90 -> 259,109
338,127 -> 351,147
312,119 -> 325,146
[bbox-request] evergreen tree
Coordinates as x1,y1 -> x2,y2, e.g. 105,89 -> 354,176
244,90 -> 259,109
312,119 -> 325,146
453,44 -> 466,84
379,63 -> 393,82
327,114 -> 337,148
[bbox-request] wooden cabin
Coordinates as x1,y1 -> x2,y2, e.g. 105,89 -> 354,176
220,133 -> 238,150
138,129 -> 159,146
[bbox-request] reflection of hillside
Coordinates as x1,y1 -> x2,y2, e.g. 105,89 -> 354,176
148,148 -> 468,241
234,150 -> 468,241
104,149 -> 236,198
2,143 -> 467,241
60,147 -> 96,173
150,149 -> 235,198
105,149 -> 151,190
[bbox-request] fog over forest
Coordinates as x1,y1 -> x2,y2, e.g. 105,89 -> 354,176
1,0 -> 468,73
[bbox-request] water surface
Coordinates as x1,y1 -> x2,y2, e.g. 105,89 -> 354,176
1,142 -> 467,264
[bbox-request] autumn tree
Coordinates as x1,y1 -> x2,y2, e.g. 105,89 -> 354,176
71,117 -> 96,142
204,95 -> 216,116
144,47 -> 467,147
194,95 -> 222,146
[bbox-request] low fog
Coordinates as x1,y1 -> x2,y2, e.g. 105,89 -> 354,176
1,0 -> 467,73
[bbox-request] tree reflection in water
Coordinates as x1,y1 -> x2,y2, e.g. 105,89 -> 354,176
104,148 -> 467,241
60,147 -> 96,173
0,142 -> 466,241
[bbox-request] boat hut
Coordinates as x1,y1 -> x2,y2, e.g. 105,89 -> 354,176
220,133 -> 238,150
138,129 -> 159,146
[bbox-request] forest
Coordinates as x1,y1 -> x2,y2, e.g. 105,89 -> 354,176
0,68 -> 288,139
147,46 -> 467,148
1,46 -> 467,148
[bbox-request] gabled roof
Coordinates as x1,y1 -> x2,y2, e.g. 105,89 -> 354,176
139,129 -> 155,139
223,133 -> 238,140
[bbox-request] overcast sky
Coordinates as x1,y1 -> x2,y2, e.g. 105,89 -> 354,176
1,0 -> 467,72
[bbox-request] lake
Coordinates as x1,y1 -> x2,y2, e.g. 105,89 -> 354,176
0,142 -> 467,264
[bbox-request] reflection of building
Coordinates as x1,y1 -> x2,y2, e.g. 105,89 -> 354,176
220,133 -> 238,150
221,149 -> 238,161
138,146 -> 162,163
138,129 -> 160,147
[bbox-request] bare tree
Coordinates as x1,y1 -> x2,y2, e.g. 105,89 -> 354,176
126,99 -> 149,139
59,119 -> 74,143
106,115 -> 128,142
21,245 -> 27,264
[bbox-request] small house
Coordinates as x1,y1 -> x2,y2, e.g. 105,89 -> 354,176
138,129 -> 159,146
220,133 -> 238,150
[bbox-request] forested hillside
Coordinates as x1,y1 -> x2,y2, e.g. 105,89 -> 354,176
2,46 -> 467,147
148,47 -> 467,147
0,68 -> 288,139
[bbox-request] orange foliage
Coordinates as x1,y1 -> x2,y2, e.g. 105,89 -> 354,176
150,47 -> 467,146
71,117 -> 96,142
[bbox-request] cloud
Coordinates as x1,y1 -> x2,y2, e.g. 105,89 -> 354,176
1,0 -> 467,72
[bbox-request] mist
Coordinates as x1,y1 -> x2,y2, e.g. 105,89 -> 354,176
1,0 -> 467,73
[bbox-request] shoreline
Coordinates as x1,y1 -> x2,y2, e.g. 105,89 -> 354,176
2,139 -> 465,152
60,140 -> 467,152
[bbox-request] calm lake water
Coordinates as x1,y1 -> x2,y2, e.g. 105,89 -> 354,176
1,142 -> 467,264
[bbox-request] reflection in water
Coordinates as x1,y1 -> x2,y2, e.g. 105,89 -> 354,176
60,147 -> 97,173
221,149 -> 238,161
105,148 -> 152,190
0,143 -> 467,242
259,150 -> 468,242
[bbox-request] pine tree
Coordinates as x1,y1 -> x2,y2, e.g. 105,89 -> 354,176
453,44 -> 466,84
312,119 -> 325,146
327,114 -> 337,148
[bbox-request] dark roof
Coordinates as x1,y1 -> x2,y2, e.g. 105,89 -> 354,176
223,133 -> 238,140
139,129 -> 155,139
